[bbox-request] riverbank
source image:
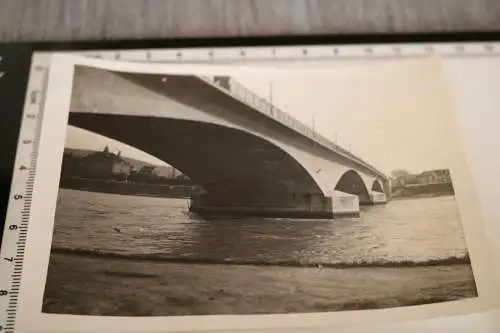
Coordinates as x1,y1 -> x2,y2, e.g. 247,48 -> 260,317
390,182 -> 454,200
389,193 -> 455,201
60,177 -> 200,199
42,253 -> 478,316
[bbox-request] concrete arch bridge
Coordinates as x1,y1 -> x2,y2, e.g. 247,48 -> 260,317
68,67 -> 389,219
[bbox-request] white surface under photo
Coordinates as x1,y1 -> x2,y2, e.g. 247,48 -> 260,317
13,54 -> 500,332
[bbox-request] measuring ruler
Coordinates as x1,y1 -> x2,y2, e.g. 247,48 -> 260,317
0,54 -> 49,333
77,41 -> 500,62
1,39 -> 500,332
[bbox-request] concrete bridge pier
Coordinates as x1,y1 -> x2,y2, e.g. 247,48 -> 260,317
188,190 -> 363,219
370,191 -> 388,204
188,192 -> 334,219
331,191 -> 360,217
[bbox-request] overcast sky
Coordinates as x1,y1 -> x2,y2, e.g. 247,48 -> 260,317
65,59 -> 455,175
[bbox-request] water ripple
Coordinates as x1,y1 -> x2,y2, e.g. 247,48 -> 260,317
51,189 -> 470,265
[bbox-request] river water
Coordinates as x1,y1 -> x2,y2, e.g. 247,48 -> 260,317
50,189 -> 470,266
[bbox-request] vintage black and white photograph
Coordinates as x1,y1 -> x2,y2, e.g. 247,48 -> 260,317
41,61 -> 478,317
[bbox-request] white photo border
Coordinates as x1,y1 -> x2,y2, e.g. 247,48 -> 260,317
13,53 -> 500,333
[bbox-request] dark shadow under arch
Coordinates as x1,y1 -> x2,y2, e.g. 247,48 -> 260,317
372,179 -> 383,192
335,170 -> 371,205
68,112 -> 324,208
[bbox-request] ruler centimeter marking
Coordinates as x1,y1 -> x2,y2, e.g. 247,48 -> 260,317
77,41 -> 500,62
1,40 -> 500,331
0,57 -> 48,333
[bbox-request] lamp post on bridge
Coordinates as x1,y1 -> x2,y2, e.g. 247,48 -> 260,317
311,114 -> 316,150
269,81 -> 273,102
269,80 -> 274,116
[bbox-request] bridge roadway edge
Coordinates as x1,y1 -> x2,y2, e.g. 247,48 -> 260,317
116,72 -> 388,184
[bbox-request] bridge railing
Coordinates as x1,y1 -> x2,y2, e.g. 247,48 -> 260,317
198,75 -> 385,178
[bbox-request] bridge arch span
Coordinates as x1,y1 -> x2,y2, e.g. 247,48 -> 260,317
372,179 -> 383,193
69,113 -> 329,215
334,169 -> 371,205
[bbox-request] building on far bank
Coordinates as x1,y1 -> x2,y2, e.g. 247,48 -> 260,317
148,165 -> 181,179
390,174 -> 417,187
71,147 -> 132,180
137,165 -> 156,177
416,169 -> 451,184
61,146 -> 199,186
390,169 -> 452,193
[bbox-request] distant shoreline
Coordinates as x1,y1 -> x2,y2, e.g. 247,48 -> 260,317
59,177 -> 200,199
389,193 -> 455,201
390,182 -> 454,200
58,179 -> 456,203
